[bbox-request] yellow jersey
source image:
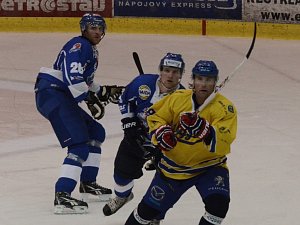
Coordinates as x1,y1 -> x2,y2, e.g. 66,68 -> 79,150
147,89 -> 237,180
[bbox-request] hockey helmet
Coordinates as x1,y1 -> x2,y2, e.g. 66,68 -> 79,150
159,53 -> 185,75
80,13 -> 106,33
192,60 -> 219,78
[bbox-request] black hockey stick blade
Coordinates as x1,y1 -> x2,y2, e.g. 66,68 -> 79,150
133,52 -> 144,75
198,22 -> 258,112
216,22 -> 257,91
246,22 -> 257,59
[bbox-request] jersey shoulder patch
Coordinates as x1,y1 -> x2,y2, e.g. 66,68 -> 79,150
228,105 -> 234,113
69,43 -> 81,53
138,85 -> 151,100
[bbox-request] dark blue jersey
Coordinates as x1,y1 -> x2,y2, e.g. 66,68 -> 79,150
37,36 -> 100,102
119,74 -> 184,128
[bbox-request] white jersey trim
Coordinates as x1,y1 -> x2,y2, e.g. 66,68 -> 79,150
68,82 -> 89,99
39,67 -> 63,81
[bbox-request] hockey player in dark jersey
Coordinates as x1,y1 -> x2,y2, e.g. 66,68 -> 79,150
124,60 -> 237,225
34,13 -> 124,214
102,53 -> 185,225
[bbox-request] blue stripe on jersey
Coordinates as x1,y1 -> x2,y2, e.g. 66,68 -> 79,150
209,127 -> 217,153
159,156 -> 227,175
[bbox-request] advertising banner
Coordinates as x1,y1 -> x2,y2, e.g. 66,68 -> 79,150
0,0 -> 112,17
114,0 -> 242,20
244,0 -> 300,24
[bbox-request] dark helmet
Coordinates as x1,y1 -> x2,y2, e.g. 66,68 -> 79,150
159,53 -> 185,75
80,13 -> 106,33
192,60 -> 219,78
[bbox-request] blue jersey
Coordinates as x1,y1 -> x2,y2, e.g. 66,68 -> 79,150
36,36 -> 100,102
118,74 -> 184,128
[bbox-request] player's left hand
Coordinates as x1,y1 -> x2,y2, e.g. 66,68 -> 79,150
85,91 -> 105,120
97,85 -> 125,104
178,112 -> 211,141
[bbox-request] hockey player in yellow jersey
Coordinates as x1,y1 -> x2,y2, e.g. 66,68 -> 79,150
124,60 -> 237,225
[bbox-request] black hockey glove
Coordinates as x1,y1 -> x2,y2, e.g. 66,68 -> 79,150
97,85 -> 125,104
85,91 -> 105,120
142,141 -> 163,171
121,117 -> 147,145
144,161 -> 156,171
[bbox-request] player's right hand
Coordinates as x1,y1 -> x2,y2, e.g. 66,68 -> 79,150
121,117 -> 146,144
155,125 -> 177,151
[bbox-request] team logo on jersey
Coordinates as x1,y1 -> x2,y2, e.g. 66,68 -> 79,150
228,105 -> 234,113
214,176 -> 225,187
69,43 -> 81,53
138,85 -> 151,100
150,185 -> 165,201
219,127 -> 230,134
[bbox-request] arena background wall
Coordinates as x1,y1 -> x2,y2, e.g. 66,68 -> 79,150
0,0 -> 300,40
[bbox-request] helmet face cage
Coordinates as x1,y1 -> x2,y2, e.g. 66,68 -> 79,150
80,13 -> 106,34
192,60 -> 219,79
159,53 -> 185,75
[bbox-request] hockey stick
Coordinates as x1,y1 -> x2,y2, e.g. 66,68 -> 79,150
132,52 -> 144,74
197,22 -> 257,112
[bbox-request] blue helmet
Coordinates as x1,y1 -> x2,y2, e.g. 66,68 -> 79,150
159,53 -> 185,75
80,13 -> 106,33
192,60 -> 219,78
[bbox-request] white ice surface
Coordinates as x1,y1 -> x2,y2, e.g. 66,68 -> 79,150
0,32 -> 299,225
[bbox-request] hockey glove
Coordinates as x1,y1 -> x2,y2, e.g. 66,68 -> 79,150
85,91 -> 105,120
155,125 -> 177,151
97,85 -> 125,104
178,112 -> 211,141
142,141 -> 162,171
121,117 -> 147,145
144,161 -> 156,171
142,141 -> 161,160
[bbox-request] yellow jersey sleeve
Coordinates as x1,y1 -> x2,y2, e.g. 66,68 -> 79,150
200,92 -> 237,155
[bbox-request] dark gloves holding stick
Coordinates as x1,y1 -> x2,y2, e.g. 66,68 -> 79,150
97,85 -> 125,104
85,85 -> 124,120
142,140 -> 163,171
122,117 -> 162,171
121,117 -> 147,145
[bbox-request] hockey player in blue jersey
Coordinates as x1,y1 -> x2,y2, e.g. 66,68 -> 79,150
34,13 -> 124,214
123,60 -> 237,225
102,53 -> 185,225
